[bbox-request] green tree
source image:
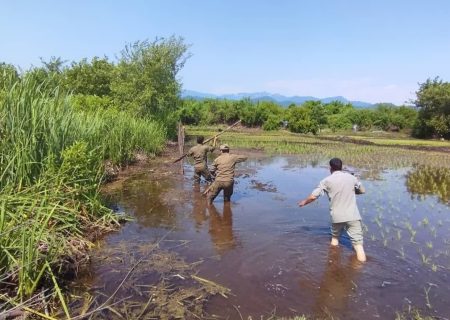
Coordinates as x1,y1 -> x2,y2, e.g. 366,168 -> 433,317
327,113 -> 352,132
178,99 -> 206,125
263,114 -> 283,130
26,56 -> 67,93
286,105 -> 319,134
413,77 -> 450,138
63,57 -> 114,97
303,101 -> 326,132
348,108 -> 374,130
111,36 -> 190,134
324,101 -> 353,115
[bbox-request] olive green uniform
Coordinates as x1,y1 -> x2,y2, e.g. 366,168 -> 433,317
188,144 -> 215,183
207,153 -> 247,203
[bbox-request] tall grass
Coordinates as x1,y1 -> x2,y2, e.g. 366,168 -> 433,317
0,74 -> 166,188
0,75 -> 167,309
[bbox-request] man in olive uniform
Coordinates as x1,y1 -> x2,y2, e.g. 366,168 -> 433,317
188,136 -> 216,184
206,144 -> 247,204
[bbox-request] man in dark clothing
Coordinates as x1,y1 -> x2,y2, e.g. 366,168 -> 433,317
188,136 -> 216,184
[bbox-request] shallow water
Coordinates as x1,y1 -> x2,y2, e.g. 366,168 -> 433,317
70,155 -> 450,319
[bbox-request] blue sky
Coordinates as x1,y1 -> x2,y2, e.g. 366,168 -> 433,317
1,0 -> 449,104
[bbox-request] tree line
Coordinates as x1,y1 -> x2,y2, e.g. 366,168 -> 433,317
178,98 -> 418,134
179,78 -> 450,139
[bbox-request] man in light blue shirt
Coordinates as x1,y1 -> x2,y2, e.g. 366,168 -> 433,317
298,158 -> 367,262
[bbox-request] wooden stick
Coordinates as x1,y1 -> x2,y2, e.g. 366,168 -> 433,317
173,120 -> 242,163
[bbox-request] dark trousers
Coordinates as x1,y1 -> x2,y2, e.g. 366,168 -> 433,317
207,180 -> 234,203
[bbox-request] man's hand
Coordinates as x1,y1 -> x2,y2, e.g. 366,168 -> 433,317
298,200 -> 308,207
297,195 -> 317,207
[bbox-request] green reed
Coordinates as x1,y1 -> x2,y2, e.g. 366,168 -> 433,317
0,75 -> 167,309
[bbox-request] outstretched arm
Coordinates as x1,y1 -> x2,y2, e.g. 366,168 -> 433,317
234,155 -> 248,163
298,195 -> 317,207
298,180 -> 325,207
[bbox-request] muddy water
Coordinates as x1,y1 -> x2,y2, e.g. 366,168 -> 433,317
70,155 -> 450,319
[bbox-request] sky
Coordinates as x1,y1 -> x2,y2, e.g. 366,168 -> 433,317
1,0 -> 450,104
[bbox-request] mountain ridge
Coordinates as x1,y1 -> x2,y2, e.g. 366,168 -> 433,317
182,90 -> 376,108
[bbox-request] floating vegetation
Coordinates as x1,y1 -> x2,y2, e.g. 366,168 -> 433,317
68,246 -> 230,319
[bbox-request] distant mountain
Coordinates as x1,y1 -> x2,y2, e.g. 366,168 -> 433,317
181,90 -> 374,108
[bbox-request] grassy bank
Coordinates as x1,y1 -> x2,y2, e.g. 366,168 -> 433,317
0,75 -> 167,315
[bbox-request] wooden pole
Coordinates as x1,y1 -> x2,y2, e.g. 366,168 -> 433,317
173,119 -> 241,163
177,122 -> 185,174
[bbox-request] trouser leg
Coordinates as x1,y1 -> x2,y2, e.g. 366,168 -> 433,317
193,168 -> 201,184
201,167 -> 213,183
223,181 -> 234,202
207,182 -> 222,205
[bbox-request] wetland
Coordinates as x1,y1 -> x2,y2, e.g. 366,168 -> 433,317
68,136 -> 450,319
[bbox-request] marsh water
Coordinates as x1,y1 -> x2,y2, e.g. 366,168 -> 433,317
70,153 -> 450,319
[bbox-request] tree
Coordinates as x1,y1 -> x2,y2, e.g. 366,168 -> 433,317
26,57 -> 67,93
327,113 -> 352,132
303,101 -> 326,132
111,36 -> 190,125
286,106 -> 319,134
63,57 -> 114,97
413,77 -> 450,138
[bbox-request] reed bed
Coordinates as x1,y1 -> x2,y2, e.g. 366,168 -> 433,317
0,75 -> 167,312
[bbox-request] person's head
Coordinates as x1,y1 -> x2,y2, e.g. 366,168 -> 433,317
197,136 -> 204,144
329,157 -> 343,172
219,144 -> 230,153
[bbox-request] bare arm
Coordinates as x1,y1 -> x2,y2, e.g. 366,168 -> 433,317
298,180 -> 325,207
298,195 -> 317,207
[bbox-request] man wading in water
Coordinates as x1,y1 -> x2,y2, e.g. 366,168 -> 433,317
297,158 -> 367,262
187,136 -> 216,185
206,144 -> 247,205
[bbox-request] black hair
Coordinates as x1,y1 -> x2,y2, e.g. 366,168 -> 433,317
329,158 -> 343,171
197,136 -> 204,144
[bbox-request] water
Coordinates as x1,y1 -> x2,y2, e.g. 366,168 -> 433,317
70,155 -> 450,319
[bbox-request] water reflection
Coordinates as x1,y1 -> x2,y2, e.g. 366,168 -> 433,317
207,202 -> 236,254
312,247 -> 361,318
192,187 -> 208,229
406,166 -> 450,203
106,174 -> 178,228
